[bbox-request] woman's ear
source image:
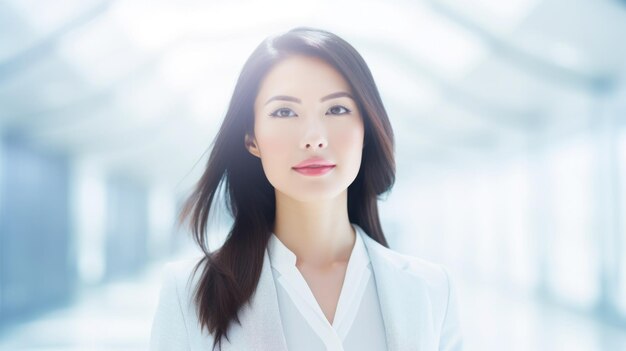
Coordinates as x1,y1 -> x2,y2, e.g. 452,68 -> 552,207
245,134 -> 261,158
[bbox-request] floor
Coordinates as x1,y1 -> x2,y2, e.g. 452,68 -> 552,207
0,262 -> 164,351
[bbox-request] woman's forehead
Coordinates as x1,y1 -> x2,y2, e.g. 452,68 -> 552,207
255,55 -> 353,106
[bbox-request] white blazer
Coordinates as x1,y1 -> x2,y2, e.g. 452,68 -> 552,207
150,232 -> 464,351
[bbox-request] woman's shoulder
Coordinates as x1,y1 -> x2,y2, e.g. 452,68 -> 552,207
150,256 -> 214,350
160,255 -> 206,296
163,255 -> 204,276
361,231 -> 463,349
360,232 -> 452,291
389,247 -> 450,285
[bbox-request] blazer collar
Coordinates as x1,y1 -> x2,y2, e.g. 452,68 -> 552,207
359,226 -> 436,350
227,224 -> 432,351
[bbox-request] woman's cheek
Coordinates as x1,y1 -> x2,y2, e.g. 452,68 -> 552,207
334,124 -> 364,177
257,133 -> 292,182
334,123 -> 364,152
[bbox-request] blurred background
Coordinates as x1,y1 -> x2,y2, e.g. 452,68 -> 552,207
1,0 -> 626,350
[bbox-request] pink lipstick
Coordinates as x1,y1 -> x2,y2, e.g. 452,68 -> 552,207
292,157 -> 336,176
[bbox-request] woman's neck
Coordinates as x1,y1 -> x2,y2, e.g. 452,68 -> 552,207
272,189 -> 356,267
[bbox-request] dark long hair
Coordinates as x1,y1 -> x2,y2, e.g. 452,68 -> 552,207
178,26 -> 395,350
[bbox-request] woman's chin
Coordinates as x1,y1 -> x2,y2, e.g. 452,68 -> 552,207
277,187 -> 346,203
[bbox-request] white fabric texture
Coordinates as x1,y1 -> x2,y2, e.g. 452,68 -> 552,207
149,223 -> 464,351
266,224 -> 388,351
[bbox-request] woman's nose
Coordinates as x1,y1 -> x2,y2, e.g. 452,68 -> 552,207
303,132 -> 327,149
301,120 -> 328,150
305,140 -> 326,149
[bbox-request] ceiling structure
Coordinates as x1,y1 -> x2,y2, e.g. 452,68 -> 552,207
0,0 -> 625,192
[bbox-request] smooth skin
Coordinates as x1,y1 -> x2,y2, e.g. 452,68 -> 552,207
245,54 -> 365,324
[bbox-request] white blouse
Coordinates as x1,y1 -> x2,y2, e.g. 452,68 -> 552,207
266,224 -> 388,351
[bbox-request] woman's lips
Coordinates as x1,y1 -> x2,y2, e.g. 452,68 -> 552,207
293,157 -> 334,168
292,165 -> 336,176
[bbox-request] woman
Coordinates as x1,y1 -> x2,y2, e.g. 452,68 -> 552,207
150,27 -> 463,351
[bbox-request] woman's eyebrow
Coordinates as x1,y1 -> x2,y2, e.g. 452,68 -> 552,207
264,91 -> 354,105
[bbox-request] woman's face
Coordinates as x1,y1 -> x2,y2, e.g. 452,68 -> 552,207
247,55 -> 364,202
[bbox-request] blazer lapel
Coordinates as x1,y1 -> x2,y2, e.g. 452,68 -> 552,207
361,233 -> 437,351
222,248 -> 289,351
220,229 -> 436,351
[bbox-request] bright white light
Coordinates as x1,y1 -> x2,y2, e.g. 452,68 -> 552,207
104,0 -> 486,80
47,0 -> 491,105
187,86 -> 232,129
109,0 -> 185,51
56,12 -> 148,88
366,51 -> 442,111
156,39 -> 252,93
110,0 -> 319,51
350,0 -> 487,79
158,44 -> 214,91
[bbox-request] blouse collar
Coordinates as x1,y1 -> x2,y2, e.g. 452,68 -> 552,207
267,223 -> 370,275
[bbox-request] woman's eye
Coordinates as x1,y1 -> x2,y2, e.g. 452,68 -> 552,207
327,105 -> 351,115
269,108 -> 297,118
